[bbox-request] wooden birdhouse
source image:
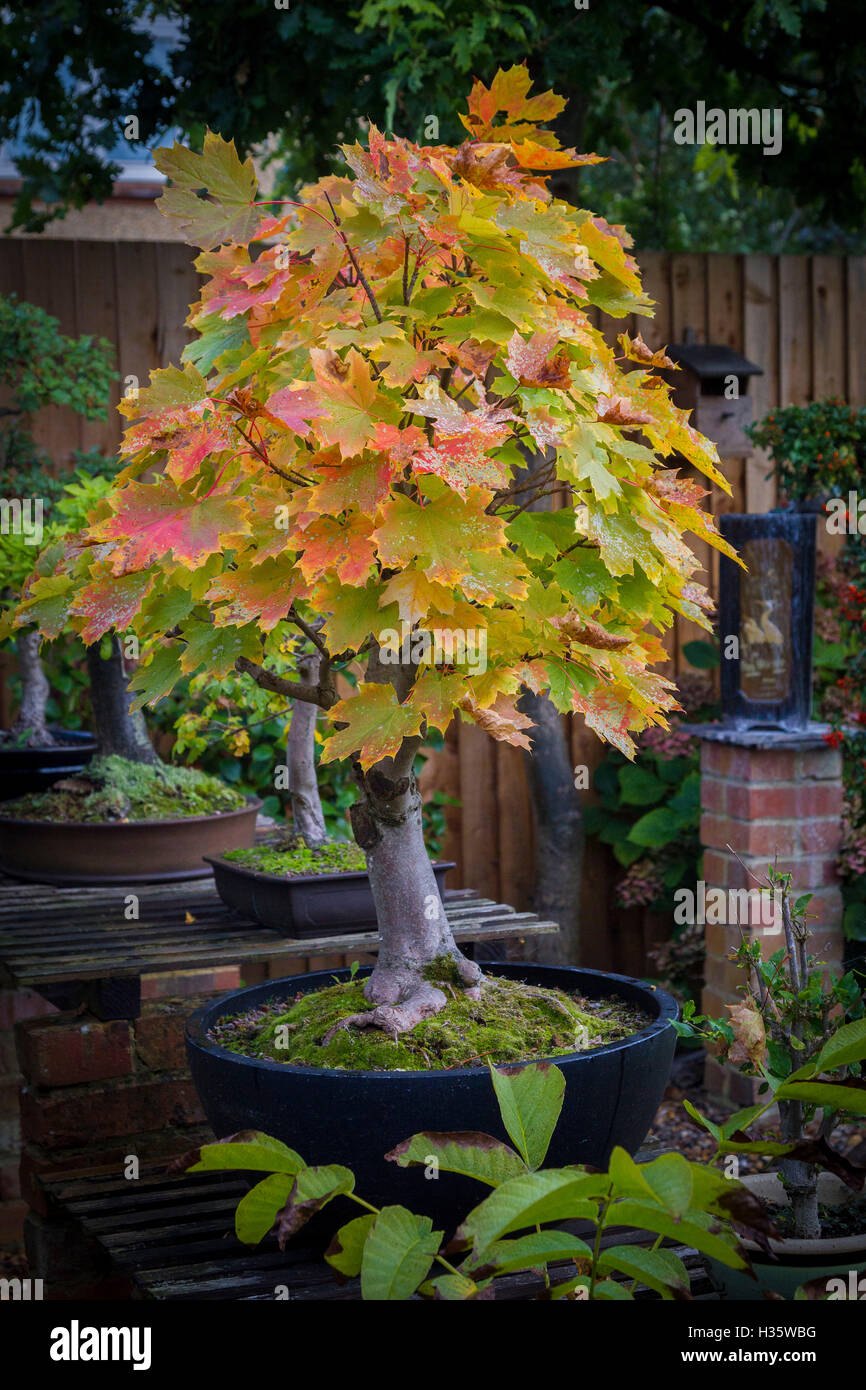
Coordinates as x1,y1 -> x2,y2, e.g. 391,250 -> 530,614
663,342 -> 763,456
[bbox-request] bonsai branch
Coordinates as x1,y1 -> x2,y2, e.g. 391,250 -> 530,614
235,655 -> 336,708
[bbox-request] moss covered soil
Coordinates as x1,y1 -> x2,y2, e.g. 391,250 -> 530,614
208,965 -> 651,1072
4,755 -> 247,823
224,837 -> 367,878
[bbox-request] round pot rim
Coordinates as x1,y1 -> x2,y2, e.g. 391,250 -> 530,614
203,852 -> 456,888
0,794 -> 263,831
186,962 -> 679,1082
0,725 -> 99,753
740,1171 -> 866,1259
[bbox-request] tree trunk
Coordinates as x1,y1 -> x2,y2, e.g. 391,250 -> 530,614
10,628 -> 54,746
287,652 -> 327,846
85,637 -> 158,765
344,744 -> 481,1033
778,1098 -> 821,1240
511,442 -> 584,964
518,688 -> 583,965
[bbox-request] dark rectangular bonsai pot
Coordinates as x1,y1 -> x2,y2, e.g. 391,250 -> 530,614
204,853 -> 456,938
185,963 -> 678,1236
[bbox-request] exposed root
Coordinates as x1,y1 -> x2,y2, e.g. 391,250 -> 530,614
322,982 -> 449,1042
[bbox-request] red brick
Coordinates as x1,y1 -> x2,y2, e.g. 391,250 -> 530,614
704,922 -> 731,956
802,818 -> 842,854
702,849 -> 746,888
700,987 -> 726,1019
701,777 -> 727,813
0,988 -> 57,1032
16,1013 -> 132,1088
700,742 -> 727,774
743,748 -> 797,781
799,748 -> 843,779
141,965 -> 241,1000
740,822 -> 799,856
700,812 -> 737,851
133,1006 -> 188,1072
19,1078 -> 205,1149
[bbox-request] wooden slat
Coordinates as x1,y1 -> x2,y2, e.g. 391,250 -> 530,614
0,879 -> 557,988
41,1163 -> 717,1302
779,255 -> 812,404
22,240 -> 82,461
847,257 -> 866,405
811,256 -> 846,400
743,254 -> 778,512
73,239 -> 122,456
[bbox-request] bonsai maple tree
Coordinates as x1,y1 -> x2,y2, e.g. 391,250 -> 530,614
14,65 -> 735,1033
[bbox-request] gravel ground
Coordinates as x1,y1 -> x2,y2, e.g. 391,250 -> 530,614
650,1055 -> 866,1175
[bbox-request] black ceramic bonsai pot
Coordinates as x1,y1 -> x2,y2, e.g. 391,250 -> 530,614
0,727 -> 98,802
186,963 -> 678,1234
204,853 -> 456,938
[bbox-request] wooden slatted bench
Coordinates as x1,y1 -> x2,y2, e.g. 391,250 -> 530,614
39,1161 -> 720,1301
0,879 -> 559,1018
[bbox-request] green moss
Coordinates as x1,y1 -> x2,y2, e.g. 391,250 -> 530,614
5,754 -> 246,823
209,974 -> 650,1072
224,836 -> 366,878
422,954 -> 465,987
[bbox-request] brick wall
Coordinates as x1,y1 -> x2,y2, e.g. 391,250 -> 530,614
698,732 -> 845,1105
4,965 -> 240,1284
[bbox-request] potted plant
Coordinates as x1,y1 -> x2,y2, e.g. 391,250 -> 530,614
168,1059 -> 774,1297
3,483 -> 259,883
676,862 -> 866,1299
22,67 -> 736,1203
205,640 -> 455,936
0,294 -> 116,793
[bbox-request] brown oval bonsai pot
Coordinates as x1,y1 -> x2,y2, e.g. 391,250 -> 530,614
708,1171 -> 866,1300
204,851 -> 456,938
0,796 -> 262,885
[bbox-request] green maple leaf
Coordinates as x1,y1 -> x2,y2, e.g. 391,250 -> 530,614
155,131 -> 260,249
373,492 -> 505,585
320,683 -> 424,769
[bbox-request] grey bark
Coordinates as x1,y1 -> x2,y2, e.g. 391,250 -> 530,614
345,744 -> 481,1032
10,627 -> 54,746
335,642 -> 481,1034
86,636 -> 158,765
512,444 -> 584,964
518,688 -> 583,965
287,652 -> 327,846
778,1097 -> 820,1240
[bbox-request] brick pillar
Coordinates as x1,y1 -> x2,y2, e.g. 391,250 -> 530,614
0,987 -> 58,1251
696,726 -> 845,1106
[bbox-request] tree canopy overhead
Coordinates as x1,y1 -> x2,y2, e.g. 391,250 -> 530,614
1,0 -> 861,250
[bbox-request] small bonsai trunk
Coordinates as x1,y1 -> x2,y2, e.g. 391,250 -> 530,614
778,1098 -> 820,1240
345,745 -> 482,1034
287,653 -> 327,846
86,636 -> 158,765
518,688 -> 583,965
11,627 -> 55,746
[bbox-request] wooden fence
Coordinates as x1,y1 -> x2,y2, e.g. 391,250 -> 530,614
3,240 -> 866,972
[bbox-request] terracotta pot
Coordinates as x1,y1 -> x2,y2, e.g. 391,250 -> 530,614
708,1171 -> 866,1300
0,797 -> 262,885
205,852 -> 456,938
